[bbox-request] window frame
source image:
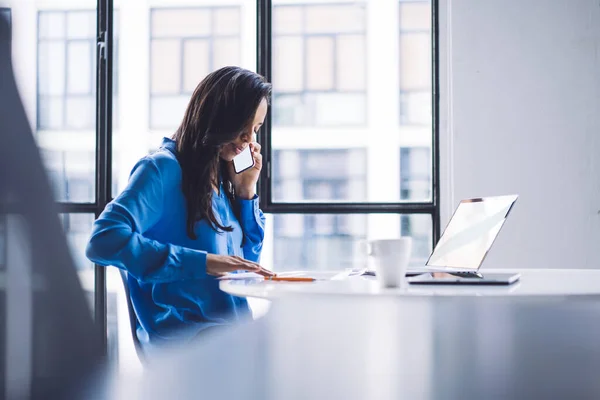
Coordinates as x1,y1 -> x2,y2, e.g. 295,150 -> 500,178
257,0 -> 440,242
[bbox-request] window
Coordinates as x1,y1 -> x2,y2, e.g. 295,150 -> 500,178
273,149 -> 367,202
272,3 -> 367,126
36,10 -> 119,202
273,213 -> 367,271
42,150 -> 95,203
400,147 -> 431,201
272,149 -> 367,269
38,10 -> 97,130
399,0 -> 432,126
149,7 -> 242,129
264,0 -> 437,272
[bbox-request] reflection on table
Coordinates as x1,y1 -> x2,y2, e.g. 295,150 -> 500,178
220,269 -> 600,299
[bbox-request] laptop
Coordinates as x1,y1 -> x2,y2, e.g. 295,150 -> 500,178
405,195 -> 521,285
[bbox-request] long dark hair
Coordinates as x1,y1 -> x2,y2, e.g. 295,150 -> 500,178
172,66 -> 271,240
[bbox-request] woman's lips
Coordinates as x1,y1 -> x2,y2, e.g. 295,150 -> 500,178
234,145 -> 246,155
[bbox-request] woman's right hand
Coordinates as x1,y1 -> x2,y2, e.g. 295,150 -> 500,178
206,254 -> 275,278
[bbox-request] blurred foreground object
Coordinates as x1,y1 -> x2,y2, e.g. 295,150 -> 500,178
0,10 -> 103,399
114,295 -> 600,400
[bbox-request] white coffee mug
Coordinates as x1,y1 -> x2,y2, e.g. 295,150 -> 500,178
370,238 -> 413,288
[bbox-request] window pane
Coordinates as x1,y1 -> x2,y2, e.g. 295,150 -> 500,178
147,6 -> 246,131
38,41 -> 66,96
151,39 -> 181,94
400,91 -> 431,125
213,37 -> 240,70
34,9 -> 106,203
273,6 -> 303,35
152,8 -> 211,37
150,96 -> 190,129
337,35 -> 366,91
273,37 -> 303,92
213,7 -> 240,36
305,5 -> 365,34
60,213 -> 94,272
58,213 -> 121,365
66,96 -> 94,129
67,10 -> 95,39
265,214 -> 431,272
58,213 -> 95,322
183,39 -> 210,92
272,1 -> 432,203
272,94 -> 304,126
399,32 -> 431,90
43,149 -> 95,202
38,96 -> 64,129
67,41 -> 92,94
272,3 -> 367,127
306,36 -> 334,91
38,12 -> 65,39
400,2 -> 431,31
400,147 -> 432,202
400,214 -> 433,266
273,149 -> 366,202
310,92 -> 366,125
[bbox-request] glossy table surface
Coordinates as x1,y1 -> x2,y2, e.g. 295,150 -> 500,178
110,294 -> 600,400
220,268 -> 600,299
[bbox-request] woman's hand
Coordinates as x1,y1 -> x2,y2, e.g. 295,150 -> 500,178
228,142 -> 262,199
206,253 -> 274,278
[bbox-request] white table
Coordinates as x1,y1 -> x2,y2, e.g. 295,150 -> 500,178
220,269 -> 600,299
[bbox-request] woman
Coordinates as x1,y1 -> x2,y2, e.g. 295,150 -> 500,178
86,66 -> 274,347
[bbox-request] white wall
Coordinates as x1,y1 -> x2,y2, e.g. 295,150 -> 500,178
440,0 -> 600,269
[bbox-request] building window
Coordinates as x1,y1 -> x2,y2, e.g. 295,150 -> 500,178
400,147 -> 431,201
400,214 -> 431,264
273,148 -> 367,203
399,0 -> 431,126
37,10 -> 119,130
149,7 -> 242,129
273,149 -> 367,270
272,3 -> 367,126
42,150 -> 95,203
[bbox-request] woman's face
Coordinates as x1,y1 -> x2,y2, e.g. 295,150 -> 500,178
219,98 -> 268,162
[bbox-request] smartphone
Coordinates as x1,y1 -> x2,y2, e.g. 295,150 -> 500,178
233,145 -> 255,174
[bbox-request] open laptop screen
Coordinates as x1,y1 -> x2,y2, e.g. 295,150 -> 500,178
426,195 -> 518,271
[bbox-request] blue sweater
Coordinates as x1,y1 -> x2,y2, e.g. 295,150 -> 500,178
86,138 -> 263,346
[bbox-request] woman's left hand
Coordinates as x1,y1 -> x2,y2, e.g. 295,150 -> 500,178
228,142 -> 262,199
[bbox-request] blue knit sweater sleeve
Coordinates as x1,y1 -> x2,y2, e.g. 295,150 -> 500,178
85,157 -> 208,283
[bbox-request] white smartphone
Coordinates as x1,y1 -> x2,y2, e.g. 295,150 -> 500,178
232,145 -> 255,174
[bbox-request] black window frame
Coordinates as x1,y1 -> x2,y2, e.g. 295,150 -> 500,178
257,0 -> 440,236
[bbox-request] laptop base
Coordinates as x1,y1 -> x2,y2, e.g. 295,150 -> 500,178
407,272 -> 521,285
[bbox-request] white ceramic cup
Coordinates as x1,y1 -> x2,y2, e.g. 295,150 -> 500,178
370,238 -> 413,288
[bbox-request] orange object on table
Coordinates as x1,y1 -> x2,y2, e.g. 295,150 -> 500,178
265,276 -> 315,282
